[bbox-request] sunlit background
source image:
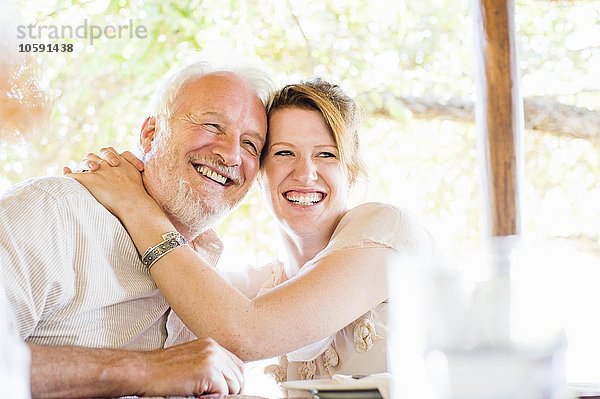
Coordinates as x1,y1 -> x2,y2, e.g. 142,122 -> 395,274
2,0 -> 599,396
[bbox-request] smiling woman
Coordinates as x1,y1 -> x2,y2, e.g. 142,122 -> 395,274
261,107 -> 351,240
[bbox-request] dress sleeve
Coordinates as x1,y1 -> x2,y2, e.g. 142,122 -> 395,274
221,261 -> 281,299
312,202 -> 435,264
0,180 -> 73,339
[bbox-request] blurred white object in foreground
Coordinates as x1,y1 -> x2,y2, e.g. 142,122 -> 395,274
387,237 -> 577,399
0,282 -> 30,398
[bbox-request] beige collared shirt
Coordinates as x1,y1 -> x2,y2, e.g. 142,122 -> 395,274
0,176 -> 222,350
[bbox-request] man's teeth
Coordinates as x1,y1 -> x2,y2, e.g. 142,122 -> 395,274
196,165 -> 227,185
285,192 -> 323,206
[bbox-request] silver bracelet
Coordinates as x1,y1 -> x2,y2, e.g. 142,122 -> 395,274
142,231 -> 188,270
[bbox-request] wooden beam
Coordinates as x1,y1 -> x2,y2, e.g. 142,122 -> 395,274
473,0 -> 523,237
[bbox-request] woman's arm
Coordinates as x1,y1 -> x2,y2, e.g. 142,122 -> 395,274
151,240 -> 394,361
67,156 -> 397,361
118,193 -> 393,361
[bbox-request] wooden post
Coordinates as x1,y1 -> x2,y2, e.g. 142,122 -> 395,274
473,0 -> 523,237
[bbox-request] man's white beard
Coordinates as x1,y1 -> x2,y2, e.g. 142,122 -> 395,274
144,135 -> 232,238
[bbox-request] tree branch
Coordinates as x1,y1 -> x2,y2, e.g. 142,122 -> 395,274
369,94 -> 600,141
285,0 -> 315,67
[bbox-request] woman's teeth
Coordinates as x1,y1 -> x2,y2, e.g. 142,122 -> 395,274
285,192 -> 323,206
195,165 -> 227,185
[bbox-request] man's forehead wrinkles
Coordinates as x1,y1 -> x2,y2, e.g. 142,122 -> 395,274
188,110 -> 224,119
175,78 -> 265,136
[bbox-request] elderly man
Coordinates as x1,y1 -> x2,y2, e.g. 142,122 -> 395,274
0,58 -> 272,397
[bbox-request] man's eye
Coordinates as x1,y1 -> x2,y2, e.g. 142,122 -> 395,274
203,123 -> 220,132
243,140 -> 258,155
318,152 -> 336,158
274,150 -> 293,156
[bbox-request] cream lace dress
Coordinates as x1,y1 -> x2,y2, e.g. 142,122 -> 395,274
231,202 -> 436,382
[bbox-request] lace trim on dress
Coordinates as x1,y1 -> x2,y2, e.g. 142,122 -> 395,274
322,344 -> 340,376
257,261 -> 285,296
353,315 -> 383,352
298,359 -> 317,380
264,355 -> 288,383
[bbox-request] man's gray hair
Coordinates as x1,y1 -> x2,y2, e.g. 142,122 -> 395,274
140,55 -> 273,158
147,56 -> 273,123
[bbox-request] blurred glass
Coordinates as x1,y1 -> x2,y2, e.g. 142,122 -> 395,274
0,284 -> 30,398
388,236 -> 570,399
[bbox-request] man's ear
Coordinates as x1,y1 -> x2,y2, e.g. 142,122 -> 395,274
140,116 -> 157,154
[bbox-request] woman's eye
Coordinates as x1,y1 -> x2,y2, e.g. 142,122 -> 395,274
274,150 -> 293,156
318,152 -> 336,158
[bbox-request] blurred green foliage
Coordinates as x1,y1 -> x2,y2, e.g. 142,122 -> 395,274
2,0 -> 599,265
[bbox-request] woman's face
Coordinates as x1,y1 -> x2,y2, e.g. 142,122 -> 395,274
261,107 -> 350,236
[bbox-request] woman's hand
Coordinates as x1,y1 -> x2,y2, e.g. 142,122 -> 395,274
64,147 -> 154,218
63,147 -> 145,174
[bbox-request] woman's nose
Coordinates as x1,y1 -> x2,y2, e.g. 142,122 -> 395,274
292,157 -> 318,183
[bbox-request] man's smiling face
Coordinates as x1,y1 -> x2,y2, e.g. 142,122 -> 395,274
142,72 -> 267,237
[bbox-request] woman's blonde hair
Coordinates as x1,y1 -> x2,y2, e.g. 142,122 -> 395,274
264,78 -> 366,184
